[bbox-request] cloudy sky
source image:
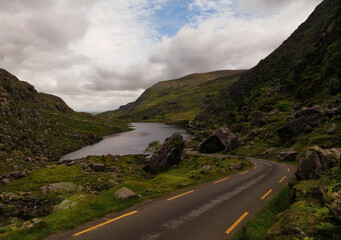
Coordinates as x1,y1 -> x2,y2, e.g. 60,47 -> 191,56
0,0 -> 322,112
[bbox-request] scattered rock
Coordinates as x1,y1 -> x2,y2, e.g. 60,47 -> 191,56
278,150 -> 298,162
22,218 -> 44,229
262,147 -> 276,156
200,165 -> 212,171
330,199 -> 341,224
198,127 -> 240,153
296,146 -> 341,180
328,124 -> 340,135
250,111 -> 266,126
144,133 -> 185,173
268,109 -> 279,115
229,162 -> 243,171
114,187 -> 137,200
40,182 -> 83,194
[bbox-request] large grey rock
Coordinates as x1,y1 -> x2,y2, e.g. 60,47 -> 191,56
278,150 -> 298,162
40,182 -> 82,194
296,146 -> 341,180
114,187 -> 137,200
198,127 -> 240,153
330,199 -> 341,224
144,133 -> 185,173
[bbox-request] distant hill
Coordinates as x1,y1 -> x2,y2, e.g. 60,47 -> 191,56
99,70 -> 245,122
0,69 -> 128,175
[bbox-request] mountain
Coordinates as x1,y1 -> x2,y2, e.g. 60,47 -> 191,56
197,0 -> 341,126
99,70 -> 245,122
0,69 -> 128,176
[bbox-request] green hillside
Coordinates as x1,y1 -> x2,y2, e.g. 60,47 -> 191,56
194,0 -> 341,156
99,70 -> 245,122
0,69 -> 129,176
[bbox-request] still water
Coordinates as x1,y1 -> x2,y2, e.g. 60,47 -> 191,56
60,122 -> 192,160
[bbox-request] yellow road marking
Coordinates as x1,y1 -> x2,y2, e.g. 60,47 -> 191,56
167,190 -> 195,201
261,189 -> 273,200
282,163 -> 287,166
214,177 -> 230,184
253,166 -> 257,169
287,168 -> 290,172
279,176 -> 286,183
73,211 -> 138,237
225,212 -> 249,234
239,171 -> 248,175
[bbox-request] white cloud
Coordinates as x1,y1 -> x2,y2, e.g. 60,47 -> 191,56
0,0 -> 323,112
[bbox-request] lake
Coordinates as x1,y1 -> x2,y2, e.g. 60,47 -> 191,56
60,122 -> 192,160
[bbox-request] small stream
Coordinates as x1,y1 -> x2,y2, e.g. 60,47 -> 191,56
60,122 -> 192,160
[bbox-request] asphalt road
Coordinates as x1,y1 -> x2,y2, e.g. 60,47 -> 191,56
46,155 -> 295,240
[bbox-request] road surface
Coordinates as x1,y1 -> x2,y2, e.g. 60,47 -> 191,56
46,155 -> 295,240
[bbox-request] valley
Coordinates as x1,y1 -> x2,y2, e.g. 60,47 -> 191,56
0,0 -> 340,240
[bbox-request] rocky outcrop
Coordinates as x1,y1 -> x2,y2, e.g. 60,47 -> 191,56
114,187 -> 137,200
40,182 -> 83,194
0,192 -> 53,221
277,106 -> 340,139
296,146 -> 341,180
198,127 -> 240,153
144,133 -> 185,173
278,150 -> 298,162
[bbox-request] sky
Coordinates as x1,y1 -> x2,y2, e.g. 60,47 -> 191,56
0,0 -> 323,112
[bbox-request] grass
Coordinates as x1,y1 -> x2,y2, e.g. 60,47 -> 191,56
231,186 -> 290,240
0,154 -> 251,240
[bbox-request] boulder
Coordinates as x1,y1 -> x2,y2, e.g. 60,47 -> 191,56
198,127 -> 240,153
277,117 -> 310,139
144,133 -> 185,173
278,150 -> 298,162
277,106 -> 326,139
40,182 -> 82,194
225,133 -> 241,152
330,199 -> 341,224
114,187 -> 137,200
296,146 -> 341,180
295,106 -> 325,126
229,162 -> 243,171
328,124 -> 340,135
90,162 -> 106,172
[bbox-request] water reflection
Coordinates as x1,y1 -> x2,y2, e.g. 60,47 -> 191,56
60,122 -> 191,160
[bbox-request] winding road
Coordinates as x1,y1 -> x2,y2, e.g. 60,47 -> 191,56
46,153 -> 295,240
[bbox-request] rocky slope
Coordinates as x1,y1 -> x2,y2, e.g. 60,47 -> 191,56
99,70 -> 245,122
193,0 -> 341,157
0,69 -> 128,177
